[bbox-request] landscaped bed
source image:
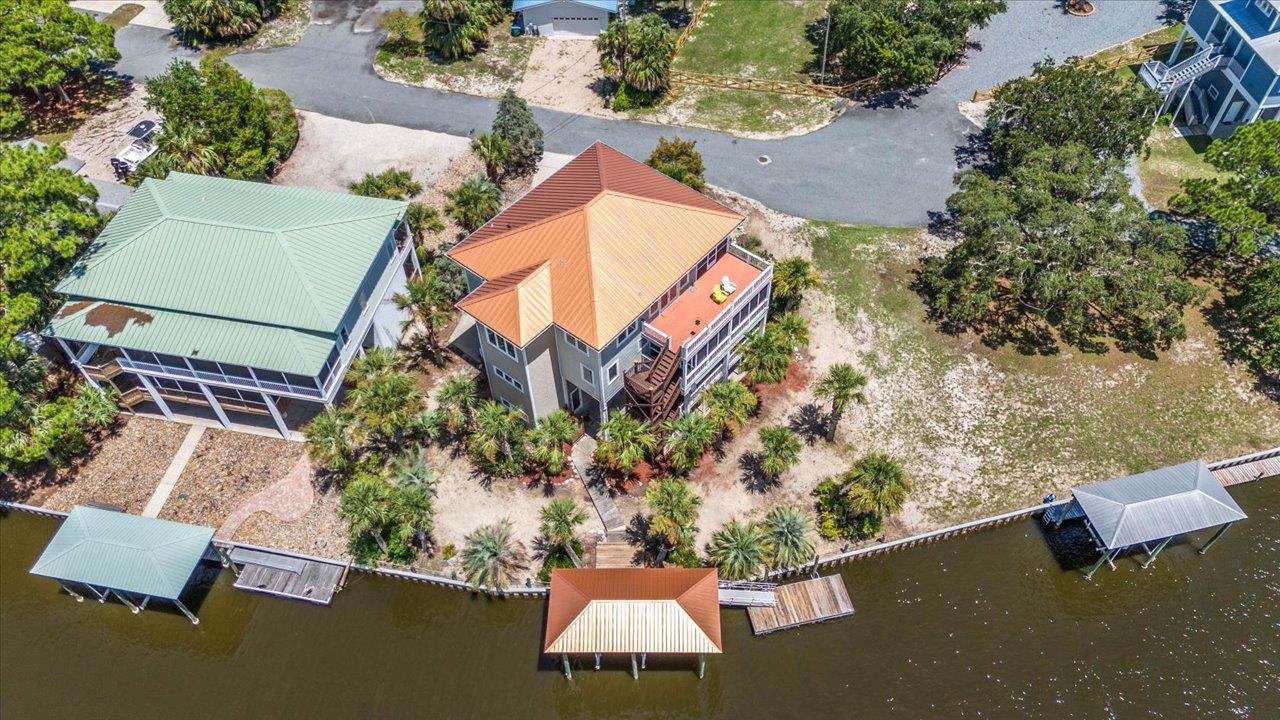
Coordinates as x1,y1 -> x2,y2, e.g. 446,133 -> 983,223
376,29 -> 535,98
158,430 -> 304,526
16,416 -> 191,514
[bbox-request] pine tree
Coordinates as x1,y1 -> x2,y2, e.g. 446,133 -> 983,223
492,90 -> 543,175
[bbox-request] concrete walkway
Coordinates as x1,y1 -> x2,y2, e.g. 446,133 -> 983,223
141,425 -> 204,517
216,456 -> 315,540
571,436 -> 626,533
105,1 -> 1169,226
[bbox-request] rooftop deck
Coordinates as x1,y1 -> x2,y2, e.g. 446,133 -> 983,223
648,253 -> 765,352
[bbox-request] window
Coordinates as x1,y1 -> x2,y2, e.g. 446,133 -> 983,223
485,327 -> 518,360
1258,0 -> 1275,17
581,364 -> 594,384
563,329 -> 591,354
606,361 -> 618,382
493,366 -> 524,392
614,319 -> 641,349
1208,85 -> 1219,100
497,396 -> 526,419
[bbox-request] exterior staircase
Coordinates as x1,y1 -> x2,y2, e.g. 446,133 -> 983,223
1139,45 -> 1226,97
623,345 -> 683,423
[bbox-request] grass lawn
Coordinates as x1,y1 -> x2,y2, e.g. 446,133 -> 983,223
807,222 -> 1280,524
674,0 -> 826,80
1092,23 -> 1186,82
1139,127 -> 1224,209
376,30 -> 533,96
101,3 -> 144,30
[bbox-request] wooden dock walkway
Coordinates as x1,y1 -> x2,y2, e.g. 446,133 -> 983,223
228,547 -> 344,605
747,575 -> 854,635
1211,451 -> 1280,486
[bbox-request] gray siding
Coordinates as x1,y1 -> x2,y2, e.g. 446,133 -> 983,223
478,324 -> 536,420
554,328 -> 601,401
521,2 -> 609,35
523,327 -> 561,418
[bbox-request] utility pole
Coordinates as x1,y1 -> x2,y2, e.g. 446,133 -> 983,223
820,14 -> 831,85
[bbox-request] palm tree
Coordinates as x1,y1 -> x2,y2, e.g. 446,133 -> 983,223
815,363 -> 868,441
764,506 -> 815,571
661,411 -> 717,474
390,479 -> 435,552
644,477 -> 702,565
348,347 -> 399,387
73,385 -> 117,429
772,256 -> 822,311
736,326 -> 793,385
421,0 -> 485,59
757,425 -> 801,480
390,448 -> 437,490
460,520 -> 527,591
846,453 -> 911,518
594,411 -> 658,476
446,174 -> 502,231
350,371 -> 422,448
471,132 -> 510,183
435,375 -> 478,434
468,400 -> 527,473
304,407 -> 357,473
706,520 -> 771,581
340,476 -> 394,555
597,14 -> 675,94
393,269 -> 454,365
168,0 -> 263,40
539,497 -> 588,567
156,124 -> 222,175
772,312 -> 810,350
702,380 -> 757,434
527,409 -> 578,477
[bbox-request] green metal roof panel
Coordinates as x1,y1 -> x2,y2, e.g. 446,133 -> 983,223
45,300 -> 336,376
56,173 -> 407,333
30,507 -> 214,599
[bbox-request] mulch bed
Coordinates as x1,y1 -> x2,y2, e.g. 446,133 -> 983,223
158,430 -> 304,526
15,416 -> 192,514
234,487 -> 350,560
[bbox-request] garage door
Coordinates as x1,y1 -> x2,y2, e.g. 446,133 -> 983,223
550,16 -> 602,36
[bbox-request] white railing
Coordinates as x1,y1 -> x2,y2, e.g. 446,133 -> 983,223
115,358 -> 325,401
679,265 -> 773,376
321,241 -> 414,399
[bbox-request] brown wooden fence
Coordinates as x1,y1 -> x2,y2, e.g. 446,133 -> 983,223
670,70 -> 874,99
970,37 -> 1194,102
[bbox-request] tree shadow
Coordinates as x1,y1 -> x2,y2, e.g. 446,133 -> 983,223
788,403 -> 828,444
737,452 -> 777,494
1201,294 -> 1280,404
1159,0 -> 1195,23
862,87 -> 928,110
954,131 -> 996,174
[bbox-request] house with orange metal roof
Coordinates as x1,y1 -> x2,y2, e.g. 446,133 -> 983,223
447,142 -> 773,425
543,567 -> 723,678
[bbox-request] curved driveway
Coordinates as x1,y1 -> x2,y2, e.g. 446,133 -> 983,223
112,1 -> 1165,225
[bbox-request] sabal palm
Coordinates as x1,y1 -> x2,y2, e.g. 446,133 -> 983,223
471,132 -> 510,182
390,448 -> 437,491
390,481 -> 435,550
461,520 -> 527,591
446,174 -> 502,231
772,312 -> 810,349
393,270 -> 453,361
348,347 -> 399,386
421,0 -> 483,59
757,425 -> 801,479
340,476 -> 394,554
764,506 -> 815,570
846,453 -> 911,518
157,124 -> 222,174
528,409 -> 577,476
707,520 -> 771,581
661,411 -> 717,474
595,411 -> 658,475
702,380 -> 757,433
773,256 -> 822,311
304,407 -> 356,472
73,385 -> 118,428
469,400 -> 526,466
815,363 -> 868,441
737,327 -> 793,385
539,497 -> 587,567
351,371 -> 422,445
435,375 -> 478,433
169,0 -> 262,39
644,477 -> 702,560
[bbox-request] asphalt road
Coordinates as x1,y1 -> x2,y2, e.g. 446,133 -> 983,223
112,0 -> 1167,226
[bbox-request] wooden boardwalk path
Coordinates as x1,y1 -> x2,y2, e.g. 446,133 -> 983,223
747,575 -> 854,635
1211,451 -> 1279,486
229,547 -> 344,605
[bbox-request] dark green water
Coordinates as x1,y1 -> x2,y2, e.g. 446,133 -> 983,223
3,481 -> 1277,719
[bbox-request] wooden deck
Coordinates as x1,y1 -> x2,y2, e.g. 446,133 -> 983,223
594,541 -> 637,568
230,547 -> 344,605
747,575 -> 854,635
1211,454 -> 1280,486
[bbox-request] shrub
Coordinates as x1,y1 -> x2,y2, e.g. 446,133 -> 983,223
492,90 -> 544,174
646,136 -> 704,190
536,540 -> 583,582
610,82 -> 659,111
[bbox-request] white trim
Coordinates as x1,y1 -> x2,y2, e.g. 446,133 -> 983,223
605,360 -> 619,383
484,326 -> 519,361
137,374 -> 173,420
581,363 -> 594,384
198,383 -> 232,428
493,365 -> 524,392
262,393 -> 290,438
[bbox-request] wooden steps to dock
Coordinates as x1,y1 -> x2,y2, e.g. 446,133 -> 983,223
747,575 -> 854,635
228,547 -> 344,605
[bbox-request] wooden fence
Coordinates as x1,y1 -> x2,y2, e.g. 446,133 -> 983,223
971,37 -> 1193,102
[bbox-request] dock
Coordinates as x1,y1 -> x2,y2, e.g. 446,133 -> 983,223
228,547 -> 344,605
747,575 -> 854,635
718,581 -> 777,607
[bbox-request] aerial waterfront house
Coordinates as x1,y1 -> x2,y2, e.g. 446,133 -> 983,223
1142,0 -> 1280,134
447,142 -> 773,425
544,567 -> 723,679
43,172 -> 418,437
513,0 -> 617,37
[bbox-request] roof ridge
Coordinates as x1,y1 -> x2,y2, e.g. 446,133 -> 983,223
272,229 -> 335,331
599,189 -> 742,219
67,194 -> 170,276
451,205 -> 592,264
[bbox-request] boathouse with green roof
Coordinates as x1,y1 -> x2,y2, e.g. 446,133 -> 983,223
42,173 -> 419,436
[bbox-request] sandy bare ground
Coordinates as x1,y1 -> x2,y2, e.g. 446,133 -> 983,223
275,110 -> 471,195
63,85 -> 154,181
518,39 -> 606,115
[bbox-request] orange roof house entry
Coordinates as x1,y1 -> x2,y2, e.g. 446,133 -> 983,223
543,567 -> 723,655
447,142 -> 744,349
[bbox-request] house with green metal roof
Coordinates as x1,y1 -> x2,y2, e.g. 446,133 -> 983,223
43,172 -> 419,436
